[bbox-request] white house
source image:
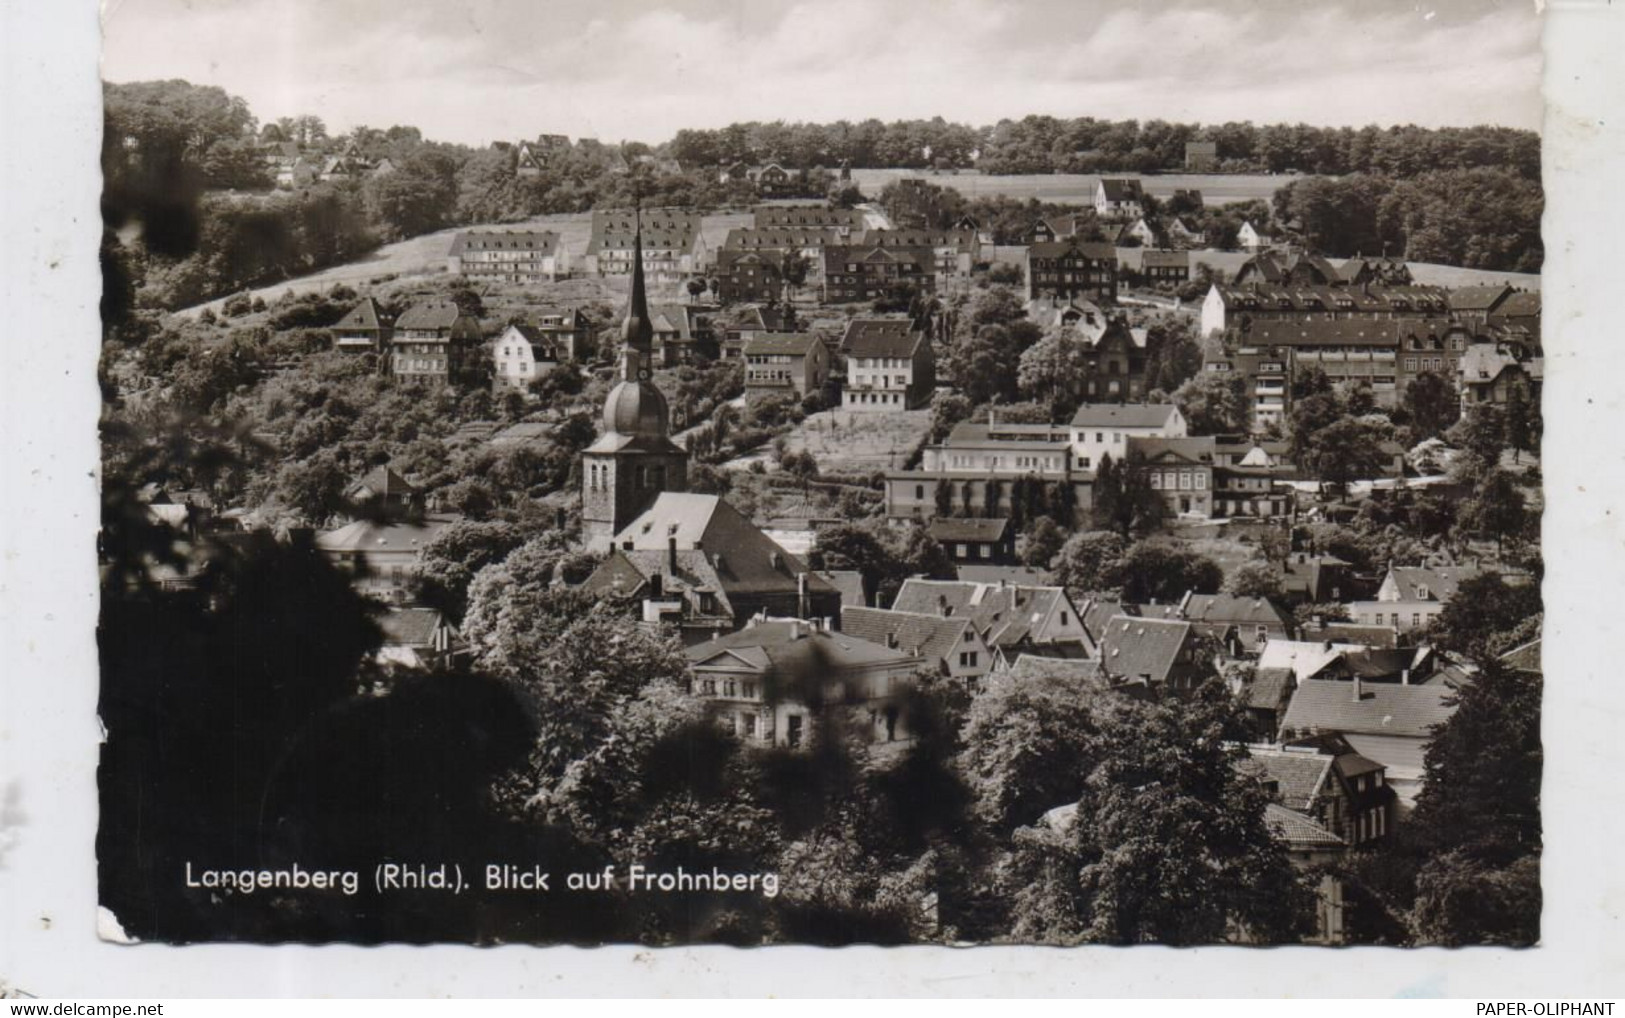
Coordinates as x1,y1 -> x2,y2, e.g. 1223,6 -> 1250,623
1238,220 -> 1270,251
1094,178 -> 1145,221
1067,403 -> 1188,473
491,323 -> 561,394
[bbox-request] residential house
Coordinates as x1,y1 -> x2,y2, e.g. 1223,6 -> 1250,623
1241,739 -> 1397,851
842,322 -> 935,410
647,303 -> 720,365
491,323 -> 562,394
1025,297 -> 1110,340
1459,343 -> 1542,406
714,248 -> 785,305
1210,439 -> 1293,517
685,619 -> 925,748
389,302 -> 483,387
1094,614 -> 1204,692
580,493 -> 842,643
515,307 -> 593,363
719,305 -> 796,360
719,226 -> 843,284
1119,218 -> 1161,247
854,228 -> 980,282
1243,667 -> 1297,740
743,333 -> 830,401
927,517 -> 1016,566
841,605 -> 994,685
812,569 -> 867,610
1199,281 -> 1451,339
332,297 -> 394,356
1164,217 -> 1204,248
1130,591 -> 1294,653
1446,284 -> 1516,330
1184,140 -> 1218,171
1237,221 -> 1271,250
1202,347 -> 1291,431
751,202 -> 865,234
1094,178 -> 1145,220
891,579 -> 1096,663
1348,564 -> 1481,632
1139,249 -> 1190,285
375,608 -> 458,671
514,141 -> 544,177
1025,239 -> 1119,304
447,229 -> 564,284
1124,435 -> 1216,518
1487,290 -> 1542,347
1281,552 -> 1361,605
1233,249 -> 1343,288
316,514 -> 458,602
1341,256 -> 1414,287
1278,677 -> 1457,808
345,465 -> 422,520
821,245 -> 936,304
1067,402 -> 1188,474
584,209 -> 703,282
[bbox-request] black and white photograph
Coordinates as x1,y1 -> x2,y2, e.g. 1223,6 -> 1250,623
83,0 -> 1553,953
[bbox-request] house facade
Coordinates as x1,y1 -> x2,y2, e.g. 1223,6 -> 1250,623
841,605 -> 994,685
584,209 -> 703,282
389,303 -> 484,387
842,326 -> 934,410
821,245 -> 936,304
1094,178 -> 1146,220
491,323 -> 561,394
332,297 -> 394,356
447,229 -> 564,283
1125,435 -> 1216,518
743,333 -> 830,401
1025,239 -> 1119,304
1067,403 -> 1188,474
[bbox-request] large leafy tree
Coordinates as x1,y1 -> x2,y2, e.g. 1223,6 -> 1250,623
1173,372 -> 1249,435
1107,541 -> 1224,602
1050,530 -> 1128,596
1401,371 -> 1460,441
1013,686 -> 1314,944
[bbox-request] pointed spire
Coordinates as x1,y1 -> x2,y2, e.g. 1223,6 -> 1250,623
620,203 -> 653,379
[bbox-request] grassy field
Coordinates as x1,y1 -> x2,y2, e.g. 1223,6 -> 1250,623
847,169 -> 1294,206
727,407 -> 934,474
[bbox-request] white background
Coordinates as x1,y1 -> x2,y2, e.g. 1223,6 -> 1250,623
1,0 -> 1621,998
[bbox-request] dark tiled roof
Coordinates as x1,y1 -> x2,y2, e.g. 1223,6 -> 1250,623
1027,239 -> 1117,260
347,465 -> 417,498
687,621 -> 923,675
845,328 -> 925,360
394,302 -> 467,331
723,227 -> 843,249
336,298 -> 389,331
448,229 -> 559,256
891,579 -> 1076,650
1280,679 -> 1456,740
928,517 -> 1010,543
1448,284 -> 1515,312
1069,403 -> 1181,428
744,333 -> 821,356
1385,565 -> 1479,602
841,606 -> 975,666
1247,667 -> 1296,712
957,564 -> 1050,585
1237,746 -> 1332,812
1097,178 -> 1144,202
1126,435 -> 1216,464
1264,803 -> 1345,849
1096,615 -> 1193,686
378,607 -> 445,647
316,516 -> 454,554
840,318 -> 919,351
814,569 -> 866,609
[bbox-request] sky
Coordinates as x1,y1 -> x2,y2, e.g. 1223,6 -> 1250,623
100,0 -> 1544,146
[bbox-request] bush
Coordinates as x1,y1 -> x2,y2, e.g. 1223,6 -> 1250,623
222,292 -> 252,318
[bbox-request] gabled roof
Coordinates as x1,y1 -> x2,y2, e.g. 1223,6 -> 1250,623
1264,803 -> 1345,850
723,227 -> 843,249
1097,178 -> 1144,202
1237,746 -> 1333,812
1246,667 -> 1296,713
378,607 -> 446,648
891,579 -> 1081,650
1384,565 -> 1479,602
336,298 -> 390,332
853,228 -> 975,250
686,620 -> 923,676
1096,615 -> 1194,686
1005,654 -> 1107,684
448,229 -> 559,256
842,606 -> 978,666
1280,678 -> 1456,741
598,493 -> 838,599
821,244 -> 935,273
394,302 -> 468,331
1069,403 -> 1181,428
347,465 -> 417,499
927,517 -> 1010,543
1258,639 -> 1357,683
845,327 -> 925,360
1027,239 -> 1117,261
744,333 -> 821,357
813,569 -> 866,608
1448,284 -> 1515,312
1125,435 -> 1216,465
840,317 -> 919,352
316,516 -> 454,555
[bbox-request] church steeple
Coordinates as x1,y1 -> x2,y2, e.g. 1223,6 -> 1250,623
620,207 -> 653,381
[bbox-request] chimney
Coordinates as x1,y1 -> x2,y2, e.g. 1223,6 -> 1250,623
790,620 -> 803,640
1401,667 -> 1410,686
1351,674 -> 1363,702
886,632 -> 898,649
649,572 -> 663,599
668,531 -> 679,574
797,572 -> 809,619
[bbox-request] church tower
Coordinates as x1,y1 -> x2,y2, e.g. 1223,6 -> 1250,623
581,212 -> 689,552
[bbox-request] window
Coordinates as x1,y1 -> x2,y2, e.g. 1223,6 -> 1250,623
787,715 -> 803,748
742,681 -> 757,699
915,484 -> 925,500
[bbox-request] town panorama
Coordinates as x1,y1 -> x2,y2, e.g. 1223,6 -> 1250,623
98,79 -> 1543,947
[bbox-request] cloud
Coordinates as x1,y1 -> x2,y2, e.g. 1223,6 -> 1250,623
100,0 -> 1542,144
